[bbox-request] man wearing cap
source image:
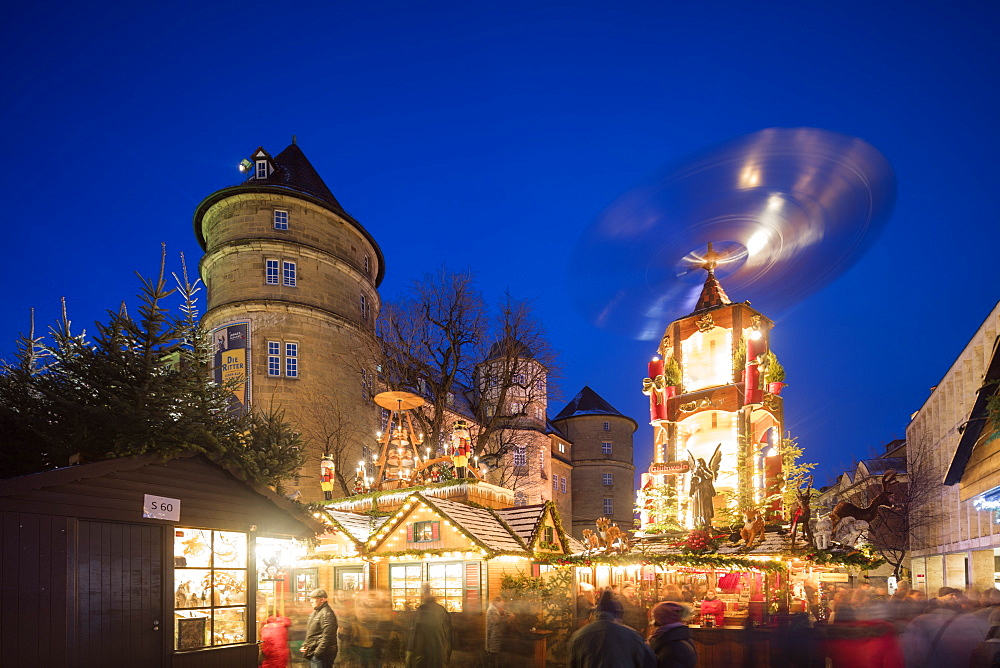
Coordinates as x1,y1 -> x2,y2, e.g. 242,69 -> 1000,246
301,589 -> 338,668
568,589 -> 655,668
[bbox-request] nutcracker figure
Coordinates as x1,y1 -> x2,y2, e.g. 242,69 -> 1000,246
451,421 -> 472,478
320,455 -> 335,501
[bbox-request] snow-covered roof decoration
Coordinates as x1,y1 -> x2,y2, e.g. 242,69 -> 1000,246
324,510 -> 388,543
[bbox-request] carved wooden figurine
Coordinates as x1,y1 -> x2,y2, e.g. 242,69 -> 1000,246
813,515 -> 833,550
830,471 -> 898,532
790,476 -> 814,548
740,508 -> 765,551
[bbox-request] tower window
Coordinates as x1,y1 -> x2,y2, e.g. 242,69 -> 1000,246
267,341 -> 281,376
283,261 -> 297,287
558,443 -> 565,454
553,476 -> 559,491
603,421 -> 610,431
603,498 -> 614,515
560,476 -> 567,493
360,293 -> 369,319
265,259 -> 280,285
273,210 -> 289,230
514,491 -> 527,507
255,160 -> 268,179
602,441 -> 612,455
364,254 -> 371,275
267,340 -> 299,378
512,373 -> 526,385
603,473 -> 613,486
513,447 -> 527,467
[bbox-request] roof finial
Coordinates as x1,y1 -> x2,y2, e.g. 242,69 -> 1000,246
700,241 -> 719,273
291,134 -> 297,145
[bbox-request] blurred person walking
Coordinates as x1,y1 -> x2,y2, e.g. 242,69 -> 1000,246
900,587 -> 988,668
405,585 -> 452,667
484,596 -> 510,667
646,601 -> 696,668
568,590 -> 656,668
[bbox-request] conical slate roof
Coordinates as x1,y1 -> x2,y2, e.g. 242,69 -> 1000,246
252,143 -> 344,210
553,385 -> 627,421
193,141 -> 385,286
486,337 -> 533,360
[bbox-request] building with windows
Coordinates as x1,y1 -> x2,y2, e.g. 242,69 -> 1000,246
908,300 -> 1000,594
552,386 -> 637,538
193,142 -> 639,526
194,142 -> 384,503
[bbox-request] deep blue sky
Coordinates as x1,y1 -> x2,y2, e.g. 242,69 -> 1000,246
4,1 -> 999,486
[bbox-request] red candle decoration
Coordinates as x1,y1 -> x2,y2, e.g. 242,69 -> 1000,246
648,357 -> 664,379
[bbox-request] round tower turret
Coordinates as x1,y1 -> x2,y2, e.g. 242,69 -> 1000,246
194,142 -> 383,502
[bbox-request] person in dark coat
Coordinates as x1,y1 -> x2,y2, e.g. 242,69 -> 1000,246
405,586 -> 452,667
301,589 -> 338,668
647,601 -> 696,668
568,590 -> 656,668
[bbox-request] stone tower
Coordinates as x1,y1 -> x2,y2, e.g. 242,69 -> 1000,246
193,142 -> 384,502
553,386 -> 637,538
640,259 -> 785,531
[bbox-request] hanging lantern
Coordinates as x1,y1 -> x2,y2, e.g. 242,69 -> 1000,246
320,455 -> 335,501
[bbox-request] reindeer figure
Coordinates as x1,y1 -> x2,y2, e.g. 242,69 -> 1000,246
790,476 -> 814,548
582,529 -> 601,552
604,523 -> 624,553
740,508 -> 766,551
830,470 -> 898,532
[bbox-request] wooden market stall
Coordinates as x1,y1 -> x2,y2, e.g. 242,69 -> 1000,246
0,453 -> 323,668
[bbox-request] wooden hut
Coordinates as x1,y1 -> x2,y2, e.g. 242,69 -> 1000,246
0,453 -> 323,668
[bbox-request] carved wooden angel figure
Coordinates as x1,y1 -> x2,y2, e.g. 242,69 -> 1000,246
688,444 -> 722,528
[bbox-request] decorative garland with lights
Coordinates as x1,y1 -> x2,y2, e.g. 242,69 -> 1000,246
803,546 -> 885,571
535,552 -> 788,573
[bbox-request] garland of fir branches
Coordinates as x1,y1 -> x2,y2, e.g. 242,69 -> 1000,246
535,552 -> 788,573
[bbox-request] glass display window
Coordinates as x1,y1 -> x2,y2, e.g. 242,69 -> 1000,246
390,564 -> 424,611
427,562 -> 463,612
173,528 -> 248,650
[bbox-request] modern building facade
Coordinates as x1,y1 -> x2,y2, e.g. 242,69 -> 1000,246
908,300 -> 1000,593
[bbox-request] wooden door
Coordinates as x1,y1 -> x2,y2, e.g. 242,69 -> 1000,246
75,520 -> 164,667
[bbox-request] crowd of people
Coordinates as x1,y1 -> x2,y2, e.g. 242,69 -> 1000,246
254,580 -> 1000,667
568,580 -> 1000,668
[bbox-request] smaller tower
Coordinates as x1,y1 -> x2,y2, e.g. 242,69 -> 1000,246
553,387 -> 637,538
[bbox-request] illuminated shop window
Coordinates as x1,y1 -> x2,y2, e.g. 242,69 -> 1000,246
173,529 -> 248,651
389,562 -> 464,612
